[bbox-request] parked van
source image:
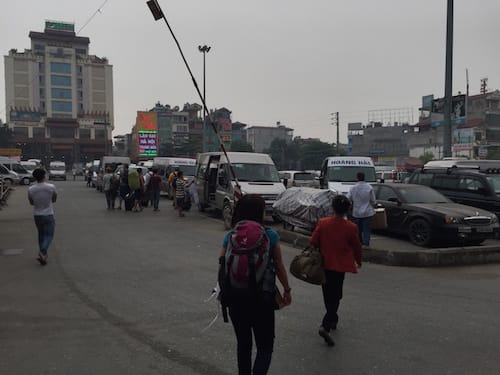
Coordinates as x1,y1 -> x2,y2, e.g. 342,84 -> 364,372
153,157 -> 197,197
49,161 -> 67,181
196,152 -> 285,229
101,156 -> 131,172
0,156 -> 32,185
319,156 -> 376,194
279,170 -> 316,188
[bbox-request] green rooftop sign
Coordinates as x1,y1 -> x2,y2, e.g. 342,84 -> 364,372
45,21 -> 74,32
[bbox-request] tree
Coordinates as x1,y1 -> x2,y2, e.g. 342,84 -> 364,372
264,138 -> 301,170
231,140 -> 253,152
300,140 -> 336,170
0,123 -> 14,148
418,151 -> 434,164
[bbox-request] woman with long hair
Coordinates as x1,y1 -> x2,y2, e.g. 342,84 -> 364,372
220,194 -> 292,375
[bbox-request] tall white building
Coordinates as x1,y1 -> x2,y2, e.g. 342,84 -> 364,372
4,20 -> 114,164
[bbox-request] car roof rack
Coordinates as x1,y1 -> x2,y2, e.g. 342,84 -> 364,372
423,160 -> 480,170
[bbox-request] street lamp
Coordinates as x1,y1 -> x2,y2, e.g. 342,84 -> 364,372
198,45 -> 211,152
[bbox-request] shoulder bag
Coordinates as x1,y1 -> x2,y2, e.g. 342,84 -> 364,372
289,246 -> 326,285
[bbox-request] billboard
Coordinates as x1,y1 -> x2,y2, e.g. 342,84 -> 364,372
431,94 -> 466,127
452,128 -> 474,152
137,111 -> 158,157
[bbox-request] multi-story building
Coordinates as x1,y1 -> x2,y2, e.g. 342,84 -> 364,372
205,108 -> 232,152
231,122 -> 247,143
4,20 -> 113,165
246,122 -> 293,153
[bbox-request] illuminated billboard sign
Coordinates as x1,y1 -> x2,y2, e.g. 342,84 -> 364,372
137,111 -> 158,157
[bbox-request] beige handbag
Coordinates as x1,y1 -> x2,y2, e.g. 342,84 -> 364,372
289,247 -> 326,285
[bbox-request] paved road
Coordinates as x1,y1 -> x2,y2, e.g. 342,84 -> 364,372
1,181 -> 500,375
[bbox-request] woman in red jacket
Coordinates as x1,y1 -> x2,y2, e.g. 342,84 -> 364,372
310,194 -> 362,347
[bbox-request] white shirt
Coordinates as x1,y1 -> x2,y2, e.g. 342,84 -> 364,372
28,182 -> 57,216
348,181 -> 376,218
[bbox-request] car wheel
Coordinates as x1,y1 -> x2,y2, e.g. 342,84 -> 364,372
3,178 -> 13,187
283,221 -> 294,231
408,218 -> 432,247
22,177 -> 30,185
223,202 -> 232,230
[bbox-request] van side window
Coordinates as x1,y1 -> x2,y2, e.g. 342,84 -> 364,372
458,177 -> 487,193
433,175 -> 458,190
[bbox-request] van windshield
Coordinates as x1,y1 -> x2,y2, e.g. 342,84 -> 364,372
51,165 -> 66,171
232,163 -> 280,182
486,176 -> 500,195
327,166 -> 376,182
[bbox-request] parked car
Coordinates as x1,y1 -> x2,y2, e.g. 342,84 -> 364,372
407,160 -> 500,218
0,164 -> 20,186
0,157 -> 33,185
373,183 -> 499,247
376,170 -> 408,183
279,170 -> 316,188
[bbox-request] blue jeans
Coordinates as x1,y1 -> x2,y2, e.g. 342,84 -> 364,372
354,216 -> 373,246
34,215 -> 55,256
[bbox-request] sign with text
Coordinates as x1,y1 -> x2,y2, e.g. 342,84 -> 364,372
137,111 -> 158,157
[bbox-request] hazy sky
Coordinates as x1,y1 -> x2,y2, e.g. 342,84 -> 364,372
1,0 -> 499,143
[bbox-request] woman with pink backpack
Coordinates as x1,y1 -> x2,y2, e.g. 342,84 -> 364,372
219,194 -> 292,375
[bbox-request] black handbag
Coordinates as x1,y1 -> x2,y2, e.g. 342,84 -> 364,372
289,246 -> 326,285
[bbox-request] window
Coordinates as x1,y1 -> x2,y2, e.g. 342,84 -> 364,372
50,62 -> 71,74
40,88 -> 45,98
51,88 -> 72,99
433,175 -> 458,190
39,75 -> 45,85
50,127 -> 75,138
412,172 -> 433,186
51,75 -> 71,86
377,186 -> 398,201
78,91 -> 83,99
52,101 -> 72,112
39,62 -> 45,71
80,129 -> 90,139
458,177 -> 487,193
33,127 -> 45,138
76,48 -> 86,55
34,44 -> 45,51
95,129 -> 106,139
77,78 -> 83,88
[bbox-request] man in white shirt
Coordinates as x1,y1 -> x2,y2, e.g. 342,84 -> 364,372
28,168 -> 57,265
347,172 -> 376,248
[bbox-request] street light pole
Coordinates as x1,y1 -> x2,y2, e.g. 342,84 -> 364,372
198,45 -> 211,152
443,0 -> 454,157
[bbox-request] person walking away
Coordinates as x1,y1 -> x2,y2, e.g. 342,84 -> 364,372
143,169 -> 153,207
219,194 -> 292,375
168,167 -> 179,204
347,171 -> 376,248
117,165 -> 129,210
128,167 -> 141,212
103,167 -> 114,209
310,195 -> 362,347
86,169 -> 92,187
149,168 -> 162,211
175,170 -> 187,217
28,168 -> 57,266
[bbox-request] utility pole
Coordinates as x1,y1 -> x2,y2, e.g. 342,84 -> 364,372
443,0 -> 454,158
331,112 -> 340,155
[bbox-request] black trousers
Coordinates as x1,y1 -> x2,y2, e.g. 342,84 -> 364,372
229,299 -> 275,375
321,270 -> 345,332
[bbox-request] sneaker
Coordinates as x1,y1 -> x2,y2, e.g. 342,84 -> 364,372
318,326 -> 335,347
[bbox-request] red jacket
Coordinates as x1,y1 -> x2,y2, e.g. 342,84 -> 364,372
310,216 -> 362,273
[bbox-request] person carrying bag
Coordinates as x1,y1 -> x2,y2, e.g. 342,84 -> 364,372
309,194 -> 362,347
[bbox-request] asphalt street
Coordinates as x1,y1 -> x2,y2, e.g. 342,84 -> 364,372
1,180 -> 500,375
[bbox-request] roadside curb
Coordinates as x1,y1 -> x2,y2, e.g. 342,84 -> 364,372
277,229 -> 500,267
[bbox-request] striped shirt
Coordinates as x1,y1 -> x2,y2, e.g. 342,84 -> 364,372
175,179 -> 186,198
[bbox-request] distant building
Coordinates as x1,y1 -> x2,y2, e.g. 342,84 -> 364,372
4,20 -> 114,165
246,121 -> 293,153
231,121 -> 247,143
205,108 -> 232,152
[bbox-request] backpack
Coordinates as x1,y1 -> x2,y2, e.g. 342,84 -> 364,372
218,221 -> 276,322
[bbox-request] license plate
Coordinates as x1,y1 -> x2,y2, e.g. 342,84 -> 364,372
476,227 -> 493,233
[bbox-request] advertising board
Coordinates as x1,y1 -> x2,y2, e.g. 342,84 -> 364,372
137,111 -> 158,157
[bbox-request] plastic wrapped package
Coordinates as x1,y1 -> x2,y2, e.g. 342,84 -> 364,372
272,187 -> 336,231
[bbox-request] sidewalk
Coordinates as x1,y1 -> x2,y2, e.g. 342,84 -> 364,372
277,227 -> 500,267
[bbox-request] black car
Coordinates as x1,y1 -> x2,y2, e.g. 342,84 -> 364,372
373,183 -> 499,247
